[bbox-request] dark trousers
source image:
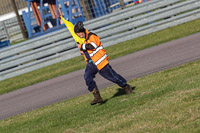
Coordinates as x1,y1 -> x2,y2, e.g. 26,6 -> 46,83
84,62 -> 127,92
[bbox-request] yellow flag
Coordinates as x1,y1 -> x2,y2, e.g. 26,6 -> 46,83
60,16 -> 85,44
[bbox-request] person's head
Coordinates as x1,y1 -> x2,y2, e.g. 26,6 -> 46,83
74,21 -> 86,38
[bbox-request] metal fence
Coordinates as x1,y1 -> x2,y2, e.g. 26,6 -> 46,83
0,0 -> 27,44
0,0 -> 200,81
0,0 -> 148,43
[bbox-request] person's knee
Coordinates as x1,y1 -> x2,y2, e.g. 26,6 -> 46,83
84,74 -> 87,80
84,72 -> 91,80
84,75 -> 93,84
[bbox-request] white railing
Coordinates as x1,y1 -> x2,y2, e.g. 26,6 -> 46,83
0,0 -> 200,81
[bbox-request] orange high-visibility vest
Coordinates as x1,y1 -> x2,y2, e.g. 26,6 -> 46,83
80,30 -> 109,70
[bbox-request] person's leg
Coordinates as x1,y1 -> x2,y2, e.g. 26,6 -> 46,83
99,64 -> 132,94
99,64 -> 127,87
84,62 -> 103,105
84,63 -> 98,92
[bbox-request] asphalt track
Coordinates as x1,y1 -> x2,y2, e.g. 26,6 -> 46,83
0,33 -> 200,120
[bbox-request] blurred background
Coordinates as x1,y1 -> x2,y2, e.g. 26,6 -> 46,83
1,0 -> 199,82
0,0 -> 147,46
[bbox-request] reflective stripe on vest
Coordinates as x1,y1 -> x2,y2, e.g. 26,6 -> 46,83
90,42 -> 98,49
94,54 -> 108,66
89,46 -> 104,57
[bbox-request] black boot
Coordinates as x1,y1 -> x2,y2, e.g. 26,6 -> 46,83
122,84 -> 133,94
90,87 -> 103,105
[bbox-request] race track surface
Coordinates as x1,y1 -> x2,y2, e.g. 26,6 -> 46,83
0,32 -> 200,120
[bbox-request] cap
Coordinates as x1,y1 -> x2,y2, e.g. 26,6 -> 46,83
74,21 -> 85,33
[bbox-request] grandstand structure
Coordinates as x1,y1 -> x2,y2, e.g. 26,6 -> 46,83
22,0 -> 85,38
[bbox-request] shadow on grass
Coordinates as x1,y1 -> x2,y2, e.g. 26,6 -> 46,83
99,86 -> 136,105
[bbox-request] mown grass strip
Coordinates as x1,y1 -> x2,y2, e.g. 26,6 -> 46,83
0,19 -> 200,94
0,59 -> 199,133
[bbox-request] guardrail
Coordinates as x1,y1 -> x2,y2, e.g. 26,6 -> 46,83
0,0 -> 200,81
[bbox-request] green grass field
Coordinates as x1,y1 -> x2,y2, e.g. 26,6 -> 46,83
0,19 -> 200,95
0,59 -> 199,133
0,17 -> 200,133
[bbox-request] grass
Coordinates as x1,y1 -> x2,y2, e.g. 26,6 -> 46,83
0,59 -> 199,133
0,18 -> 200,95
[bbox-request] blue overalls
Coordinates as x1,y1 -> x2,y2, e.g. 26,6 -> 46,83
84,58 -> 127,92
82,31 -> 127,92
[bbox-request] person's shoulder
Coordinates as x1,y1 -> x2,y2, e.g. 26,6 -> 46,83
88,32 -> 98,38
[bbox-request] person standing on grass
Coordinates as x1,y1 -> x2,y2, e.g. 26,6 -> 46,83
74,21 -> 133,105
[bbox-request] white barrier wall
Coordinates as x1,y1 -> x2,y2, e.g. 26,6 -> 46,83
0,0 -> 200,81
